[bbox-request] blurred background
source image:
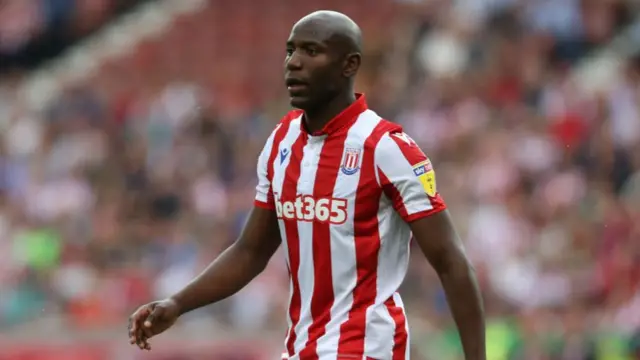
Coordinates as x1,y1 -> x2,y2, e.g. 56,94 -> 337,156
0,0 -> 639,359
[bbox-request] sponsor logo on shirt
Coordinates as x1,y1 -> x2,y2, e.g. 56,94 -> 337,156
412,159 -> 437,197
274,194 -> 348,224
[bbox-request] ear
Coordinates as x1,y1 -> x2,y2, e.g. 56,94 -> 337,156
343,52 -> 361,78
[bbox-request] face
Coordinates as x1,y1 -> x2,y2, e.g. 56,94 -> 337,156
284,23 -> 346,111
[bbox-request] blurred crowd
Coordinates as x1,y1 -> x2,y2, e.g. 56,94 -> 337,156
0,0 -> 639,359
0,0 -> 153,72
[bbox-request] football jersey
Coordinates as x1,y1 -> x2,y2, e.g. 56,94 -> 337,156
254,94 -> 446,360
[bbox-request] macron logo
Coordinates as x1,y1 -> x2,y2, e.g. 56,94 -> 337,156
280,148 -> 289,164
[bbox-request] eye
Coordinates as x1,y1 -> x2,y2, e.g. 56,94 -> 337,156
286,47 -> 294,56
306,47 -> 318,56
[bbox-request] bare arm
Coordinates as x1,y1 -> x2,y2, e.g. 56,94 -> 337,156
170,117 -> 286,315
171,206 -> 281,315
371,129 -> 485,358
410,210 -> 485,360
129,122 -> 286,350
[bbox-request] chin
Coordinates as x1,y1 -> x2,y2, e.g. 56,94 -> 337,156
289,96 -> 312,110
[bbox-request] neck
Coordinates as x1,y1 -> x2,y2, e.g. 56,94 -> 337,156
303,90 -> 356,134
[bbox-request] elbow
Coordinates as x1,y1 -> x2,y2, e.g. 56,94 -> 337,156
233,241 -> 272,273
435,250 -> 475,279
253,253 -> 271,273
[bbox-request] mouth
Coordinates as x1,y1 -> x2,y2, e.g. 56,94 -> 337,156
285,78 -> 309,93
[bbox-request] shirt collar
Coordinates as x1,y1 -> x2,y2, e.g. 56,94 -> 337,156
302,93 -> 368,136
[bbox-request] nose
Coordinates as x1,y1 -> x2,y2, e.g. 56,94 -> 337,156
286,50 -> 302,71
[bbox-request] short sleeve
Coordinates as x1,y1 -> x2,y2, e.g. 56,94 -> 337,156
254,127 -> 278,210
374,131 -> 446,222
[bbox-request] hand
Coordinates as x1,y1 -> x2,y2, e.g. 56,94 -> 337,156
128,298 -> 180,350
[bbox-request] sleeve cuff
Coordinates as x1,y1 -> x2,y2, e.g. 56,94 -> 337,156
254,199 -> 275,210
402,204 -> 447,223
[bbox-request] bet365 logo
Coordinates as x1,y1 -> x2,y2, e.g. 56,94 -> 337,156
274,195 -> 347,224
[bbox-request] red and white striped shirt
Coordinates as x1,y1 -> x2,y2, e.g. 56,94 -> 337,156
254,94 -> 446,360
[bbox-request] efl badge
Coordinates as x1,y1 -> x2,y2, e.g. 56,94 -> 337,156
341,148 -> 361,175
412,159 -> 437,196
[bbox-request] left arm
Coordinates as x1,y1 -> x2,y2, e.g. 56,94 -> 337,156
375,130 -> 485,360
410,210 -> 485,360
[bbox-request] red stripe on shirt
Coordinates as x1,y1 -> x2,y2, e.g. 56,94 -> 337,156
385,296 -> 408,360
260,112 -> 300,210
283,130 -> 308,356
374,123 -> 412,219
335,121 -> 393,357
378,169 -> 409,220
298,131 -> 350,359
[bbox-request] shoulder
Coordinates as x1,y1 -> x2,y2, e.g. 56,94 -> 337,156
361,117 -> 404,152
373,123 -> 427,167
263,109 -> 303,144
278,109 -> 304,130
283,109 -> 304,122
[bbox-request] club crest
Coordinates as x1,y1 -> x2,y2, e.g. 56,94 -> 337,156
341,148 -> 361,175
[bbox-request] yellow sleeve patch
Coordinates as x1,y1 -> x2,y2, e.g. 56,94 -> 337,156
412,160 -> 437,197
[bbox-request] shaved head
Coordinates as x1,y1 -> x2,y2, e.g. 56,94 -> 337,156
284,11 -> 363,112
292,11 -> 363,55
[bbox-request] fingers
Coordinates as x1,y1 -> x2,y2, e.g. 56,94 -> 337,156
144,306 -> 160,328
137,334 -> 151,351
128,316 -> 134,340
141,305 -> 164,340
128,306 -> 147,342
136,328 -> 150,350
128,305 -> 154,350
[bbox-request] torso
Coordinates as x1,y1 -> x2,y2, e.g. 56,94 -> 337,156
267,109 -> 411,360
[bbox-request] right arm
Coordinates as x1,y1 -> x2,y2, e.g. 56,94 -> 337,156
129,207 -> 281,350
172,118 -> 283,313
129,122 -> 284,350
170,121 -> 284,313
171,206 -> 281,314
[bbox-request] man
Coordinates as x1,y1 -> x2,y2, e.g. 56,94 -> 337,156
128,10 -> 485,360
